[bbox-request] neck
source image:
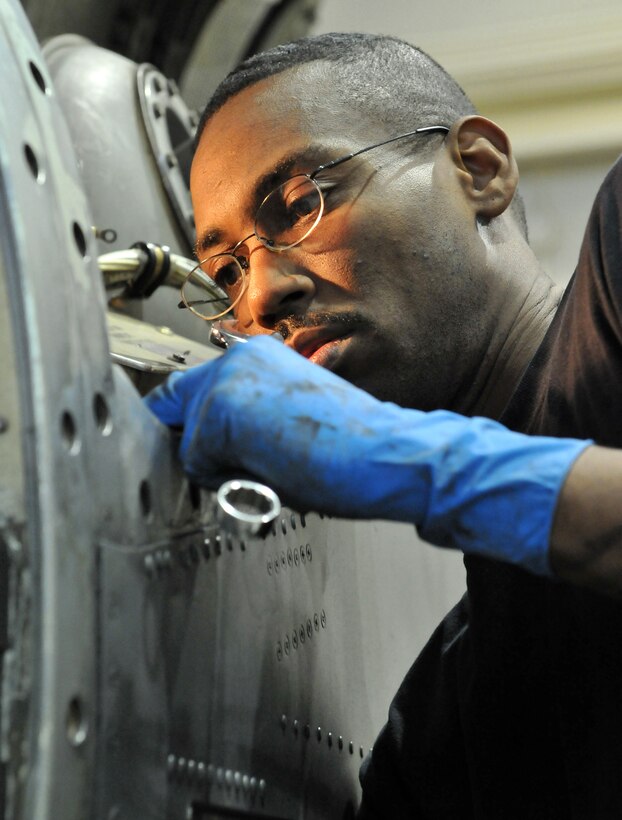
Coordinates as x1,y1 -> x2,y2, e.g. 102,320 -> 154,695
459,273 -> 563,420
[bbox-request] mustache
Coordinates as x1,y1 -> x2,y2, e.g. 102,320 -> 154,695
274,311 -> 371,341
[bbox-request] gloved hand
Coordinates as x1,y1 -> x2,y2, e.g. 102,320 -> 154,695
144,335 -> 590,575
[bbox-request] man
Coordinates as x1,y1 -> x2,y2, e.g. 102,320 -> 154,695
146,34 -> 622,818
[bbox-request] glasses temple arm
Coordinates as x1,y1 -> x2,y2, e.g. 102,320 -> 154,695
311,125 -> 449,177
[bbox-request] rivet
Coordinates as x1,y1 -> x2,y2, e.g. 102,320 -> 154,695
240,540 -> 246,552
338,736 -> 344,751
290,513 -> 297,530
167,753 -> 176,777
202,538 -> 211,560
187,759 -> 196,780
214,535 -> 221,555
300,513 -> 306,528
327,732 -> 333,748
294,550 -> 299,566
284,635 -> 290,655
144,554 -> 156,578
306,544 -> 312,562
306,619 -> 313,638
314,613 -> 320,631
226,534 -> 234,551
304,724 -> 310,739
280,714 -> 287,731
163,549 -> 172,568
259,778 -> 266,795
197,761 -> 206,781
316,727 -> 322,742
267,559 -> 273,575
360,746 -> 365,758
242,774 -> 250,791
276,641 -> 283,662
287,548 -> 293,566
281,519 -> 287,535
321,610 -> 327,628
300,546 -> 306,564
274,557 -> 280,574
349,741 -> 354,755
280,550 -> 286,568
299,625 -> 305,644
216,767 -> 224,785
250,777 -> 258,793
207,764 -> 215,783
292,631 -> 298,650
293,719 -> 299,736
234,771 -> 242,788
178,757 -> 187,778
225,769 -> 233,787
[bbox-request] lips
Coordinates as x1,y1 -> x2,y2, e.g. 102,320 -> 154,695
288,326 -> 352,361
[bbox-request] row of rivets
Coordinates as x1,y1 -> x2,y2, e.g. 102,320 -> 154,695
267,543 -> 312,576
167,753 -> 266,797
269,512 -> 306,538
276,610 -> 327,661
143,531 -> 248,578
143,549 -> 173,577
280,716 -> 370,759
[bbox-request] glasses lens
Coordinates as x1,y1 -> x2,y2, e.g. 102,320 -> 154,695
180,254 -> 246,321
255,175 -> 323,251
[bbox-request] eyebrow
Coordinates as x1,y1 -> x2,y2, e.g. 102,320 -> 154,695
194,143 -> 332,257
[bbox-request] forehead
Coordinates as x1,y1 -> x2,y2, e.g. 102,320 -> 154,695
190,67 -> 365,236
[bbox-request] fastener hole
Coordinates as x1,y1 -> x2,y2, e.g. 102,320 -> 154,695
23,143 -> 44,183
60,411 -> 79,453
188,481 -> 201,510
72,221 -> 88,258
29,60 -> 49,94
139,479 -> 152,518
66,696 -> 88,747
93,392 -> 112,434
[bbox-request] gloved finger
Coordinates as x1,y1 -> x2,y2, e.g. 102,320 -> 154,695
143,359 -> 221,427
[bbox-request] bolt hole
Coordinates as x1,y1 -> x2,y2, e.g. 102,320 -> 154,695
29,60 -> 49,94
139,480 -> 152,519
66,696 -> 88,747
188,481 -> 201,510
93,392 -> 112,435
23,144 -> 44,183
72,221 -> 87,258
60,411 -> 79,453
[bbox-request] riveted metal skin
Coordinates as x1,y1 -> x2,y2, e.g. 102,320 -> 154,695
0,3 -> 467,817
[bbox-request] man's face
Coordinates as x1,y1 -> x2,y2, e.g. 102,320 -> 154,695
190,66 -> 495,411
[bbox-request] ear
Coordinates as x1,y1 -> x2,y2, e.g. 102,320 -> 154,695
446,116 -> 519,220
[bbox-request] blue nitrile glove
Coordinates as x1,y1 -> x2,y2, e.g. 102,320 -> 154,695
144,335 -> 590,576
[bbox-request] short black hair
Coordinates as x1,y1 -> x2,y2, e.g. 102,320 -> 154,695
195,32 -> 527,237
197,33 -> 476,146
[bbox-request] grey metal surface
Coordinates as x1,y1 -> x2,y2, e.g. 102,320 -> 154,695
42,34 -> 201,339
0,3 -> 466,817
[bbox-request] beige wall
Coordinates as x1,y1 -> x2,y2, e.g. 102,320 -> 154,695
312,1 -> 622,284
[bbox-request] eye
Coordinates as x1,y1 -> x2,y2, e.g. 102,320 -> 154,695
255,175 -> 322,248
281,177 -> 321,225
208,254 -> 246,297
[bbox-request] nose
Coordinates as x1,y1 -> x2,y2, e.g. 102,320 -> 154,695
243,245 -> 315,328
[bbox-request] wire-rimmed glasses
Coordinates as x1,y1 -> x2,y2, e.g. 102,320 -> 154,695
180,124 -> 449,321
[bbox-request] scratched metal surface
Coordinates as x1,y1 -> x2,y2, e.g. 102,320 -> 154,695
0,3 -> 466,817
